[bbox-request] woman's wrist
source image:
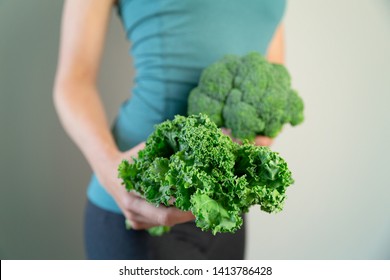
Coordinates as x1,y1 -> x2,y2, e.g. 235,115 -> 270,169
87,142 -> 145,195
86,144 -> 121,175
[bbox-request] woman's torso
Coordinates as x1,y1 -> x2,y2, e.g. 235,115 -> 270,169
88,0 -> 286,213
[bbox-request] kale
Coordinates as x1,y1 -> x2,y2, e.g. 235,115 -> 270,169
118,114 -> 294,235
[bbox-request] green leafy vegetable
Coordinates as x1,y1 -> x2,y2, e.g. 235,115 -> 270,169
188,52 -> 304,141
118,114 -> 294,235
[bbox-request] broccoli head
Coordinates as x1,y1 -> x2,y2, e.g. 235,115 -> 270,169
187,52 -> 304,141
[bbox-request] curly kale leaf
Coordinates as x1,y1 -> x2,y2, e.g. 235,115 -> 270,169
234,143 -> 294,213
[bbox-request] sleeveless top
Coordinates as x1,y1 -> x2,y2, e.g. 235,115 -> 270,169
87,0 -> 286,213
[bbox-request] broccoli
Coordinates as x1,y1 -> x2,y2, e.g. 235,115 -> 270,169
188,52 -> 304,141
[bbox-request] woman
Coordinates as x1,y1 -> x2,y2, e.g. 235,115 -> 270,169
53,0 -> 285,259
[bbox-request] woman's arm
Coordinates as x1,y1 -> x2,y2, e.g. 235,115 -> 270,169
267,23 -> 285,64
53,0 -> 194,230
54,0 -> 119,178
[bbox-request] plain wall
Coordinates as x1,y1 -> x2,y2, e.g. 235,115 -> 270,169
1,0 -> 389,259
247,0 -> 390,259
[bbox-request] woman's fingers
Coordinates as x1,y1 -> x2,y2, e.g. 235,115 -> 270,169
254,135 -> 273,146
161,207 -> 195,226
125,218 -> 157,230
126,208 -> 194,230
124,192 -> 195,228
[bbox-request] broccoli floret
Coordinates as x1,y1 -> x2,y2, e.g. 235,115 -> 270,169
286,89 -> 304,126
188,55 -> 240,127
188,52 -> 304,141
223,89 -> 265,140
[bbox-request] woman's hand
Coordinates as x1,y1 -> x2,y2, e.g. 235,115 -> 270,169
221,128 -> 274,147
95,142 -> 195,230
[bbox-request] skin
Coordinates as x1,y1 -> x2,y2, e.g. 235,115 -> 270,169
53,0 -> 284,230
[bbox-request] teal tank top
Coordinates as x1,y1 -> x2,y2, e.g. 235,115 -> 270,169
87,0 -> 286,213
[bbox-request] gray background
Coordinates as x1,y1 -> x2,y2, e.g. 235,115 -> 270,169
1,0 -> 389,259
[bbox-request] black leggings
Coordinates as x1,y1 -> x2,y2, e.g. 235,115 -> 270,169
84,200 -> 246,260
